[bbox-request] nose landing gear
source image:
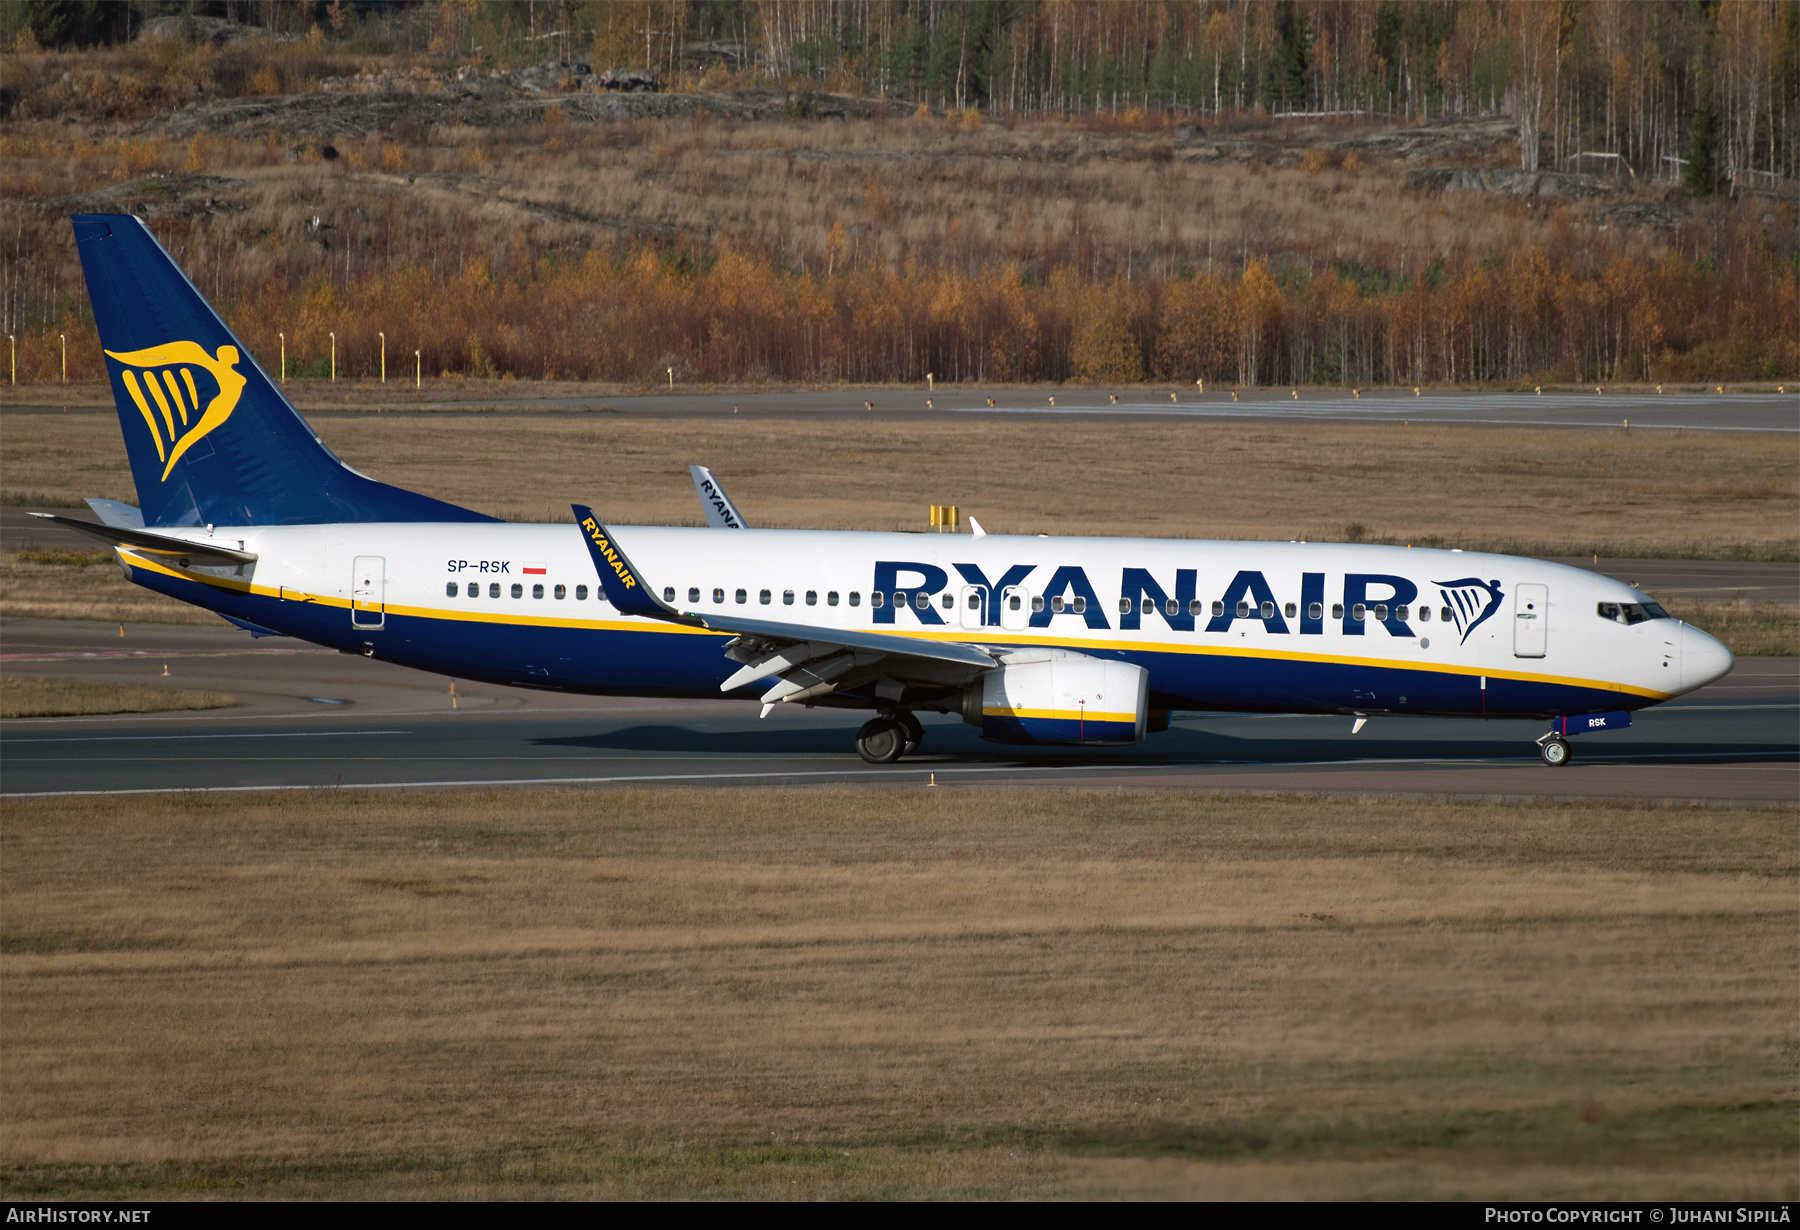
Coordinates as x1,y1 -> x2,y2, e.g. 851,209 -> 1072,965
1536,710 -> 1632,767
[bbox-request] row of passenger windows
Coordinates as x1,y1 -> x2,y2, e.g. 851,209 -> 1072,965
445,580 -> 1455,625
657,585 -> 973,610
448,581 -> 589,600
1107,598 -> 1448,622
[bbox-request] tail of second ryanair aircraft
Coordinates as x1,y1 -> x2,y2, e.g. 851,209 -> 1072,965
72,214 -> 496,528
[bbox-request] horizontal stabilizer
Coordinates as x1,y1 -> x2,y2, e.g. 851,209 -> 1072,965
28,512 -> 257,566
84,498 -> 144,529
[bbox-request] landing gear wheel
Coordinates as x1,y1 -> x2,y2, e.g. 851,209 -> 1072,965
856,717 -> 907,765
896,711 -> 924,757
1540,737 -> 1572,767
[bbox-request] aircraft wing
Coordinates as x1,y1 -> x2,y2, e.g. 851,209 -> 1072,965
572,504 -> 994,706
689,464 -> 749,528
27,511 -> 257,566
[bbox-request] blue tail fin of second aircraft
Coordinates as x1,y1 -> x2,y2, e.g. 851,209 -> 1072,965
72,214 -> 497,528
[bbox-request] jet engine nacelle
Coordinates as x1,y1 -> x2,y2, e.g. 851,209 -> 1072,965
962,656 -> 1148,745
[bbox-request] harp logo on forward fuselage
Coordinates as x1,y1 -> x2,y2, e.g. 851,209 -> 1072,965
1437,577 -> 1505,644
104,341 -> 247,481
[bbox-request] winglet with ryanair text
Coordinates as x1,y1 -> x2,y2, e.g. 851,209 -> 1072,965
571,504 -> 691,622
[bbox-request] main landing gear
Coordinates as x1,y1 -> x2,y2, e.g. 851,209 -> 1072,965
856,711 -> 925,765
1537,735 -> 1573,767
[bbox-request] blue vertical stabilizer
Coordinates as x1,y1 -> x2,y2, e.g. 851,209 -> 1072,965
71,214 -> 498,527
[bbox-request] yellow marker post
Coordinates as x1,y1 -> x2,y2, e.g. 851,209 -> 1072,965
926,372 -> 934,391
414,350 -> 421,389
379,332 -> 386,383
667,366 -> 674,389
60,333 -> 66,382
279,332 -> 286,384
7,334 -> 13,385
329,332 -> 336,382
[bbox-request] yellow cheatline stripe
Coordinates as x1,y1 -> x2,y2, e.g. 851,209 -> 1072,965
161,369 -> 190,425
119,371 -> 166,463
983,706 -> 1138,723
118,553 -> 1670,700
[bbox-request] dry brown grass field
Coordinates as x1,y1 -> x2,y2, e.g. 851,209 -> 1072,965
7,96 -> 1791,388
2,788 -> 1793,1200
0,674 -> 232,718
5,409 -> 1796,557
0,109 -> 1624,316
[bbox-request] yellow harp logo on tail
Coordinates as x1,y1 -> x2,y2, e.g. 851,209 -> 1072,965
104,342 -> 247,481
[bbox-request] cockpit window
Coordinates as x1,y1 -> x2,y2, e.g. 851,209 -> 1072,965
1597,601 -> 1670,625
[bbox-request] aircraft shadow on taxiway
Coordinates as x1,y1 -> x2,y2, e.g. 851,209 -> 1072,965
532,720 -> 1797,766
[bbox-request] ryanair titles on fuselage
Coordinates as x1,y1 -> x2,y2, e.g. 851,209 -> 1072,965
867,558 -> 1493,640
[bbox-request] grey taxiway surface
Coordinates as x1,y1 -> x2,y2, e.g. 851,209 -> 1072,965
557,387 -> 1800,432
11,386 -> 1797,431
3,618 -> 1793,801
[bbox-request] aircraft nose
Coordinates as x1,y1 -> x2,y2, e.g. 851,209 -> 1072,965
1678,622 -> 1735,693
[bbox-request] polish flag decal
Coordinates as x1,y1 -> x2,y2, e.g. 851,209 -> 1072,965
523,561 -> 548,575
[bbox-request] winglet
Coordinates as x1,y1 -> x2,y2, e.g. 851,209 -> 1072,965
571,505 -> 682,620
689,465 -> 750,529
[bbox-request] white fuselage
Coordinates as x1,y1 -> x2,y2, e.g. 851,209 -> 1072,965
119,522 -> 1732,717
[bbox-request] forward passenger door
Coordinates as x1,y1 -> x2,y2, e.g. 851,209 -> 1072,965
1513,583 -> 1546,658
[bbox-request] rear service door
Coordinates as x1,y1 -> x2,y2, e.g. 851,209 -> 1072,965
351,556 -> 385,629
1513,583 -> 1546,658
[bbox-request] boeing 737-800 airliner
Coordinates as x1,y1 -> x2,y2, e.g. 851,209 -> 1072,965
41,215 -> 1734,766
